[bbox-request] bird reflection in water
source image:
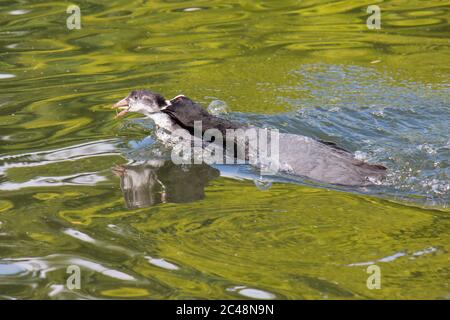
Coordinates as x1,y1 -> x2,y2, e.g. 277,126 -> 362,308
112,160 -> 220,209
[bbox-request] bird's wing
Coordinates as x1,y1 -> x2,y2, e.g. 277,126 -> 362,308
162,99 -> 242,136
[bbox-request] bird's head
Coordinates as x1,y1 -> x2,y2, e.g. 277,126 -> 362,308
113,89 -> 168,118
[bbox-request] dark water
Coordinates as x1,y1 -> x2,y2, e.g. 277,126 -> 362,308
0,0 -> 449,299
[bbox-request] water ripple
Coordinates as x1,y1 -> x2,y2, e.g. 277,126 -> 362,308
0,0 -> 448,300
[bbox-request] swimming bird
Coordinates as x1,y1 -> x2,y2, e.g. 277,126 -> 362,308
113,89 -> 387,186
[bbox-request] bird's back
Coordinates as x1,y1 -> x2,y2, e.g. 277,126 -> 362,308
162,96 -> 241,136
162,96 -> 386,186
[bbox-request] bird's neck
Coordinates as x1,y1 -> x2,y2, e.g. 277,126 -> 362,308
147,112 -> 178,132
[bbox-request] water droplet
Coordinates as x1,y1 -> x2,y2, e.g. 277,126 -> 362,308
354,151 -> 368,161
207,100 -> 230,115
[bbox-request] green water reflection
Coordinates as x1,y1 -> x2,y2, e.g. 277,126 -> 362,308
0,0 -> 448,299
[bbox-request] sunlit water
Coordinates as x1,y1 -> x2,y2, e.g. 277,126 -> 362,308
0,0 -> 449,299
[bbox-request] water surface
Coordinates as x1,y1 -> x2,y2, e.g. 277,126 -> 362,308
0,0 -> 449,299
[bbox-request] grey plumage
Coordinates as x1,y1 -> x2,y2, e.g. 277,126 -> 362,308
275,133 -> 386,186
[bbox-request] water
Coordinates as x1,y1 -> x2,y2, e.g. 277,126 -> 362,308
0,0 -> 449,299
